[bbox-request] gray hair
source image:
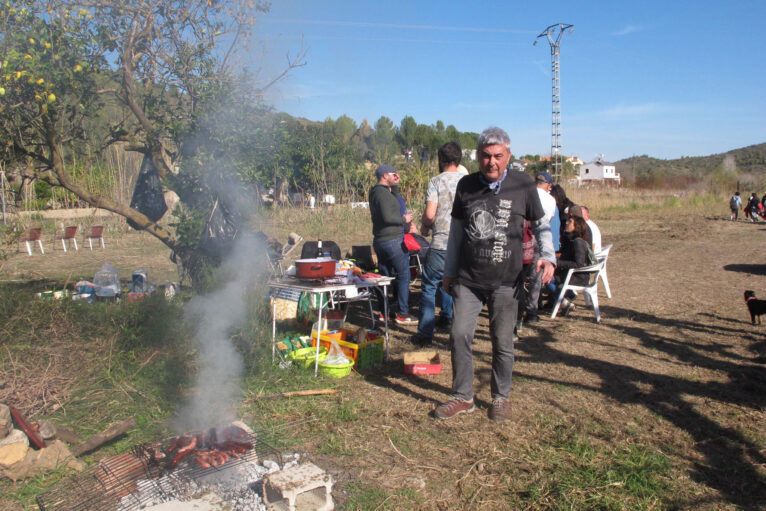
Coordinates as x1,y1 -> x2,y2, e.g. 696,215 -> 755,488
477,127 -> 510,151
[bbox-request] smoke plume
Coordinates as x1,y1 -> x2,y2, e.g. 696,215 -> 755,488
172,232 -> 267,432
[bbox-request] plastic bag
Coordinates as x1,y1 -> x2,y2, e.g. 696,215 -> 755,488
127,156 -> 167,229
94,263 -> 119,297
323,339 -> 351,366
199,197 -> 241,258
163,281 -> 178,300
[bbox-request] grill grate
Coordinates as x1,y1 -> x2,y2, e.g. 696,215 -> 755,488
36,432 -> 281,511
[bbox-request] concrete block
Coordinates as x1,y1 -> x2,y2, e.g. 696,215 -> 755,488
263,461 -> 333,511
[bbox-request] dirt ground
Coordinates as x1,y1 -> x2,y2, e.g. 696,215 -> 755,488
1,225 -> 179,286
313,212 -> 766,510
2,211 -> 765,509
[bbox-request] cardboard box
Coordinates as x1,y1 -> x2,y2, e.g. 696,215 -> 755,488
403,351 -> 442,375
311,328 -> 383,372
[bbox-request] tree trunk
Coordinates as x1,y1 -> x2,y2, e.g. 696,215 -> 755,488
41,115 -> 177,251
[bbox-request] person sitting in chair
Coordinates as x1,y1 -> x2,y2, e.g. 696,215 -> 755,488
547,215 -> 594,316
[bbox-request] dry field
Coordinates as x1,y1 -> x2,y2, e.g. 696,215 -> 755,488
1,204 -> 765,509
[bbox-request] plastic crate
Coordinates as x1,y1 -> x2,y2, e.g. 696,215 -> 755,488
311,328 -> 383,372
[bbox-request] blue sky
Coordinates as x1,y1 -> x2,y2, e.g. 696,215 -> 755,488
253,1 -> 766,161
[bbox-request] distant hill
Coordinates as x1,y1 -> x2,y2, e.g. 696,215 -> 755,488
614,142 -> 766,185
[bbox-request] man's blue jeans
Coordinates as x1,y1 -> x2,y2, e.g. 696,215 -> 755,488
373,238 -> 410,315
417,248 -> 453,338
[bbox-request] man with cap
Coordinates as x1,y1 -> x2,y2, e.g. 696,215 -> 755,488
369,165 -> 418,325
435,127 -> 556,422
523,171 -> 560,323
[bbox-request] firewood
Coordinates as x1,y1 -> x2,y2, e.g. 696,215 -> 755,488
71,417 -> 137,457
244,389 -> 340,402
51,424 -> 81,444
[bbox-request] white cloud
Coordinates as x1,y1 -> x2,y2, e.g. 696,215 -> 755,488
612,24 -> 641,36
263,79 -> 362,103
571,102 -> 697,122
598,103 -> 664,119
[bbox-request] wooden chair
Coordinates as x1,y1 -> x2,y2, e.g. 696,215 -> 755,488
85,225 -> 105,250
18,227 -> 44,256
54,225 -> 79,252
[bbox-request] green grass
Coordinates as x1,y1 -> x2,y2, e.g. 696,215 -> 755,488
0,283 -> 194,508
521,417 -> 672,510
344,483 -> 424,511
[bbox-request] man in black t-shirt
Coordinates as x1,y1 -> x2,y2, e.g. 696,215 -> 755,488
434,127 -> 556,422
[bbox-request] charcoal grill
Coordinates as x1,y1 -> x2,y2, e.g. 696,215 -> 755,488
36,432 -> 281,511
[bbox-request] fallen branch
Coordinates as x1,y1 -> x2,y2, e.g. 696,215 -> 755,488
243,389 -> 339,402
71,417 -> 137,456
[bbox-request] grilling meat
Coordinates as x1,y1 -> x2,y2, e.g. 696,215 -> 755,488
170,436 -> 197,465
157,424 -> 254,470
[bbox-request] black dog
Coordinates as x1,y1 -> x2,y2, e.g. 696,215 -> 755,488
744,290 -> 766,325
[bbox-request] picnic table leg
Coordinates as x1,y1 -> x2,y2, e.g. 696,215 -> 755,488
314,293 -> 325,377
271,298 -> 277,362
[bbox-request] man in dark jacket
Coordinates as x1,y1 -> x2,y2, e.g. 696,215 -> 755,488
369,165 -> 418,325
435,127 -> 555,422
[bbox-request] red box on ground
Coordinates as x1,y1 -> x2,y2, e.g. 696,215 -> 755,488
403,351 -> 441,375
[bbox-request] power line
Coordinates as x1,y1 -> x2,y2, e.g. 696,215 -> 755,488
534,23 -> 574,183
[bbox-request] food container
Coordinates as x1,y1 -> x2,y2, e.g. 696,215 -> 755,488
295,258 -> 336,279
311,329 -> 384,371
288,347 -> 328,369
403,351 -> 442,375
318,359 -> 354,378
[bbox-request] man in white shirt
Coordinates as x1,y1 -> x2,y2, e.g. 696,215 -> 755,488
412,142 -> 469,346
524,171 -> 557,323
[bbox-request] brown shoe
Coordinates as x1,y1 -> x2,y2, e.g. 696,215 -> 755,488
434,398 -> 475,419
488,398 -> 511,421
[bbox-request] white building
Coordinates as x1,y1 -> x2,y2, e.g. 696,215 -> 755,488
578,157 -> 621,186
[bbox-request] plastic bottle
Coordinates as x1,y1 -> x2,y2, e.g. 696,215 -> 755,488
316,240 -> 323,258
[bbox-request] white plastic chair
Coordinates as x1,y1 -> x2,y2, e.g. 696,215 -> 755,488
551,259 -> 606,323
594,244 -> 613,299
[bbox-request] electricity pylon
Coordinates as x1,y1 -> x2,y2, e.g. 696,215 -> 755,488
534,23 -> 573,183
